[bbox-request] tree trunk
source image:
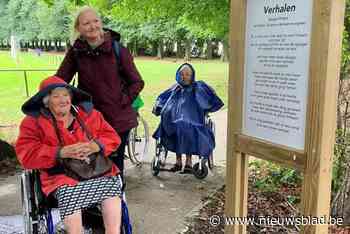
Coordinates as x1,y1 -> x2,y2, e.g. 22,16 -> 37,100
184,38 -> 191,61
332,162 -> 350,225
55,40 -> 59,51
151,41 -> 158,57
206,39 -> 213,60
66,39 -> 71,51
221,40 -> 230,62
133,41 -> 138,57
164,41 -> 174,57
331,75 -> 350,224
157,40 -> 164,59
58,40 -> 62,51
337,78 -> 343,129
176,40 -> 184,58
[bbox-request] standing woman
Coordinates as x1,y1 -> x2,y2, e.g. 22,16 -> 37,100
56,6 -> 144,183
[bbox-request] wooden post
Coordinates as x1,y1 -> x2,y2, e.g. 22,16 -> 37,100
301,1 -> 345,233
226,0 -> 345,233
225,0 -> 248,233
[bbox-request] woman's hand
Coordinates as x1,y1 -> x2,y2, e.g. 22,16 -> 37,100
59,141 -> 100,160
83,140 -> 100,157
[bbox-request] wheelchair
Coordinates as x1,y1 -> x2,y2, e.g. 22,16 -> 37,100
20,170 -> 132,234
125,113 -> 149,166
151,115 -> 215,180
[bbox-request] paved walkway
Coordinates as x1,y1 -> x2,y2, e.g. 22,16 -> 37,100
0,109 -> 228,234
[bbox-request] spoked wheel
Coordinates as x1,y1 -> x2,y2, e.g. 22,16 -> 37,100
21,172 -> 35,234
151,157 -> 161,176
155,140 -> 168,167
127,115 -> 149,165
37,214 -> 52,234
205,115 -> 216,171
208,153 -> 214,170
151,140 -> 168,176
193,162 -> 209,179
21,172 -> 51,234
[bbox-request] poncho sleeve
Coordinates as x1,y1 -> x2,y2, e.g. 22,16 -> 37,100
152,84 -> 178,116
194,81 -> 224,113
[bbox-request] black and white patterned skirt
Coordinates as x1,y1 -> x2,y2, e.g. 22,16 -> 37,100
55,176 -> 122,220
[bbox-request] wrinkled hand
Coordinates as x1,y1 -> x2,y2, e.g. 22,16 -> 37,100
60,141 -> 100,160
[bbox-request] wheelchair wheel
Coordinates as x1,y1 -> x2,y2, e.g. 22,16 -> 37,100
193,162 -> 209,179
151,157 -> 161,176
21,172 -> 35,234
151,140 -> 168,176
208,153 -> 214,170
155,140 -> 168,166
21,171 -> 53,234
206,116 -> 215,170
127,114 -> 149,165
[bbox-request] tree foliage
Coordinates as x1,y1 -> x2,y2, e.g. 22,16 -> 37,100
36,1 -> 71,40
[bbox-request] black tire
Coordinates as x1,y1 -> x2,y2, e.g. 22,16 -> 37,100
208,154 -> 214,170
127,115 -> 149,165
192,163 -> 209,179
206,116 -> 215,170
21,172 -> 50,234
21,172 -> 34,234
151,158 -> 161,176
155,141 -> 168,167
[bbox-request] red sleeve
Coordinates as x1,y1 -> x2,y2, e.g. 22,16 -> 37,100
120,47 -> 145,102
56,47 -> 77,84
15,117 -> 59,169
91,110 -> 121,156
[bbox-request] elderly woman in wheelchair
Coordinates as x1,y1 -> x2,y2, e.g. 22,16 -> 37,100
15,76 -> 124,234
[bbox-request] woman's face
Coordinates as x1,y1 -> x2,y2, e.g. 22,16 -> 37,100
180,67 -> 193,85
48,88 -> 72,117
77,10 -> 102,42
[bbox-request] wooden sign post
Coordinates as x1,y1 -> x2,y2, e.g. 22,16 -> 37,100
226,0 -> 345,233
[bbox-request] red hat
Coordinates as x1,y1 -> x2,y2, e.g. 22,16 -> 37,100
21,76 -> 91,116
38,76 -> 67,91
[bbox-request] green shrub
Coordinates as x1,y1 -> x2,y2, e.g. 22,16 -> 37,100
249,160 -> 302,196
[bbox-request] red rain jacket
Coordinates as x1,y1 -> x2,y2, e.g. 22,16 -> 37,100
16,107 -> 121,196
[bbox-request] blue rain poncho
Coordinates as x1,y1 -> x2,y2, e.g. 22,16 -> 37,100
152,63 -> 224,157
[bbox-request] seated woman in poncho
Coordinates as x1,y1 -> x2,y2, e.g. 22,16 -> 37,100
153,63 -> 224,173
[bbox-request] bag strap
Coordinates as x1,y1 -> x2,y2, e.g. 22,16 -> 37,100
112,40 -> 123,74
51,107 -> 93,146
51,113 -> 64,146
72,107 -> 93,141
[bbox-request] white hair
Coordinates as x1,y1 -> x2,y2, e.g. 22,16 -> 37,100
43,95 -> 49,107
179,64 -> 192,73
42,87 -> 72,107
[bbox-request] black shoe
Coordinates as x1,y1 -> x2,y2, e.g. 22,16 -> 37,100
169,164 -> 182,172
180,165 -> 193,174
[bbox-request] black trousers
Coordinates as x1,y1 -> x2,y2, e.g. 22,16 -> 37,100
110,130 -> 130,179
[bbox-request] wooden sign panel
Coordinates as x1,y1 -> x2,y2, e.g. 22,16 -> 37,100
226,0 -> 345,233
243,0 -> 313,150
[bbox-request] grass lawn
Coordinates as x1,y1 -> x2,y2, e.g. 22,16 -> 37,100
0,51 -> 228,141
